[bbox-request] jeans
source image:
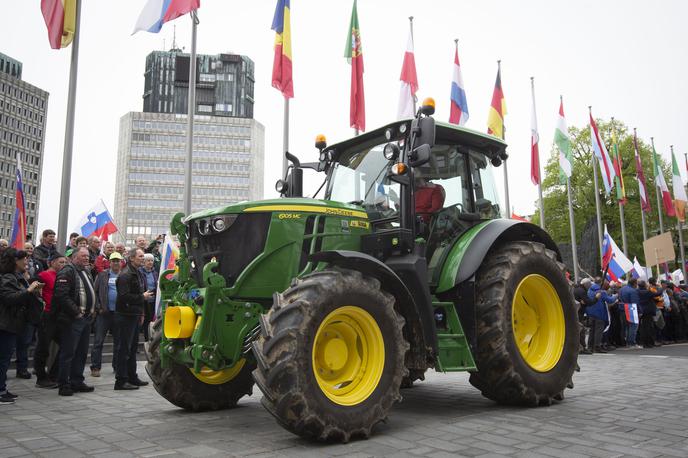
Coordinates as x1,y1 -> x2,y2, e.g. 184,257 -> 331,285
114,314 -> 140,385
626,322 -> 639,346
0,329 -> 17,393
588,317 -> 605,351
15,323 -> 35,372
90,312 -> 118,370
34,315 -> 58,380
58,316 -> 93,388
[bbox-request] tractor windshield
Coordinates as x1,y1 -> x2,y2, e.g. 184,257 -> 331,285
327,143 -> 401,220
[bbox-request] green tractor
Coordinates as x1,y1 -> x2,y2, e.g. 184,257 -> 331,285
146,99 -> 578,442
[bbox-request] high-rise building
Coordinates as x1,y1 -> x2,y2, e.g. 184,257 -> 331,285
142,50 -> 254,118
0,52 -> 49,242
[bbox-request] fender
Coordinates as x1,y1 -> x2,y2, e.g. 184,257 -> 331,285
310,250 -> 437,369
436,219 -> 561,294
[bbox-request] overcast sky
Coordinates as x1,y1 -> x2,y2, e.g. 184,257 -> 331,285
2,0 -> 687,233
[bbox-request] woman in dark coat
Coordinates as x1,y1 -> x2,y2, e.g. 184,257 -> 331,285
0,248 -> 43,403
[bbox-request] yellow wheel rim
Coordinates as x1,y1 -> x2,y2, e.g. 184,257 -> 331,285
190,358 -> 246,385
511,274 -> 565,372
312,306 -> 385,406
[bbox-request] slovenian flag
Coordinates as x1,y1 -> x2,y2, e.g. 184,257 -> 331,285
589,112 -> 616,195
10,155 -> 27,250
271,0 -> 293,99
602,225 -> 633,282
74,200 -> 118,241
449,42 -> 468,126
624,303 -> 639,325
397,22 -> 418,119
155,237 -> 179,318
133,0 -> 200,34
41,0 -> 77,49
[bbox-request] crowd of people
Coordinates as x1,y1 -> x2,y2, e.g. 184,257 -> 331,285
573,275 -> 688,353
0,230 -> 164,403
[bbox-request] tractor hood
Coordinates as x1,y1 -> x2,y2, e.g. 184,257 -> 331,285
184,198 -> 368,222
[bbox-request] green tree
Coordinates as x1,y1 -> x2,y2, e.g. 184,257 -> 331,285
531,118 -> 674,268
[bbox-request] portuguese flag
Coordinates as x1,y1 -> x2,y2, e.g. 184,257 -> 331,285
345,0 -> 365,131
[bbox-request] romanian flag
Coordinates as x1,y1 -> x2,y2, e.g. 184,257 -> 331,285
611,125 -> 626,205
41,0 -> 77,49
345,0 -> 365,132
487,64 -> 506,139
10,156 -> 27,250
271,0 -> 293,99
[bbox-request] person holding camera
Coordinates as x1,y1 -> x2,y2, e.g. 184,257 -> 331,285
0,248 -> 44,403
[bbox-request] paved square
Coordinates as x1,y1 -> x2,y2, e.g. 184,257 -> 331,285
1,345 -> 687,457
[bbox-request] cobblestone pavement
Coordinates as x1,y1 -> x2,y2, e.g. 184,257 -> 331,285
1,344 -> 687,458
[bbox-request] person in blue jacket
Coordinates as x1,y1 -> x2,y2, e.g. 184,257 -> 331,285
619,277 -> 641,347
587,278 -> 618,353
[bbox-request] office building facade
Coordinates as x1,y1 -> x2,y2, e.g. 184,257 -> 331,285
0,52 -> 48,241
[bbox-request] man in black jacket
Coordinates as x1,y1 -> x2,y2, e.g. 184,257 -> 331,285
33,229 -> 57,272
53,247 -> 97,396
114,248 -> 151,390
573,278 -> 596,354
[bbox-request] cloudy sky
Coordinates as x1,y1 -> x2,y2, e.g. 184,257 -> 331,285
2,0 -> 687,233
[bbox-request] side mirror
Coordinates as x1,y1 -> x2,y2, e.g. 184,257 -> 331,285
411,116 -> 436,149
409,144 -> 431,168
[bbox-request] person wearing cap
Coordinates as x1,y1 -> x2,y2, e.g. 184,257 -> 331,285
94,242 -> 115,276
90,251 -> 124,378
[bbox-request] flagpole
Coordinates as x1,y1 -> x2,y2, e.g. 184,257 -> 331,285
531,77 -> 544,229
651,137 -> 664,233
611,118 -> 628,255
590,107 -> 604,269
637,129 -> 648,242
566,177 -> 580,283
56,0 -> 82,247
499,60 -> 510,218
409,16 -> 416,114
672,144 -> 686,280
282,98 -> 289,176
183,11 -> 198,216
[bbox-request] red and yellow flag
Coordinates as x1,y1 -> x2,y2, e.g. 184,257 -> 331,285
345,0 -> 365,131
271,0 -> 293,99
41,0 -> 77,49
487,63 -> 506,139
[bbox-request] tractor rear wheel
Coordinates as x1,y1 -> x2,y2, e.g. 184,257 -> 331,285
252,268 -> 408,442
145,317 -> 254,411
469,241 -> 578,406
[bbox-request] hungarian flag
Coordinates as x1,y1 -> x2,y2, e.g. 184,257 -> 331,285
530,82 -> 540,185
397,23 -> 418,119
634,130 -> 651,213
487,64 -> 506,139
41,0 -> 77,49
449,42 -> 469,126
611,126 -> 626,205
345,0 -> 365,131
652,143 -> 675,217
589,112 -> 615,195
271,0 -> 293,99
10,156 -> 26,250
555,98 -> 573,184
671,149 -> 687,222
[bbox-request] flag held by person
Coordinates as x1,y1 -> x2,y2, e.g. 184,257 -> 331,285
623,303 -> 639,325
601,225 -> 633,282
634,130 -> 651,213
155,237 -> 179,318
449,40 -> 468,126
74,200 -> 118,241
41,0 -> 77,49
10,155 -> 27,250
589,112 -> 616,195
555,97 -> 573,184
671,148 -> 687,222
133,0 -> 200,34
487,63 -> 506,139
397,21 -> 418,119
271,0 -> 293,99
632,257 -> 649,280
345,0 -> 365,131
652,142 -> 676,217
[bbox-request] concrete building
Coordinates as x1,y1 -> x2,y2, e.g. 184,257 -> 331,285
0,52 -> 49,242
113,112 -> 264,246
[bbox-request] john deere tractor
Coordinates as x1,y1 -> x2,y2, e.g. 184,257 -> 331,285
146,98 -> 578,442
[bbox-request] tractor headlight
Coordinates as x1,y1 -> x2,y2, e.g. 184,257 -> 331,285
212,218 -> 226,232
385,128 -> 393,140
275,179 -> 288,194
197,219 -> 211,235
211,215 -> 237,233
399,123 -> 408,134
383,143 -> 400,161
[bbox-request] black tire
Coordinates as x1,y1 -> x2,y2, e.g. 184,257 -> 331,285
468,241 -> 579,406
144,317 -> 254,411
400,369 -> 427,388
252,268 -> 408,442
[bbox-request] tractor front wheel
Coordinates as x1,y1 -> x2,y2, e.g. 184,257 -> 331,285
252,268 -> 408,442
145,318 -> 254,411
469,241 -> 578,406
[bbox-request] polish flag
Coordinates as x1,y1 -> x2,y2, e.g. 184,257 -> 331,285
397,24 -> 418,119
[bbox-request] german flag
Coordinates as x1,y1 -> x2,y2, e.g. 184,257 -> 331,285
487,63 -> 506,139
